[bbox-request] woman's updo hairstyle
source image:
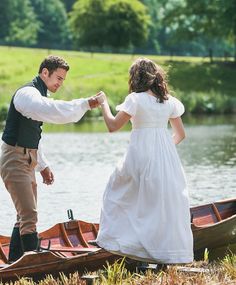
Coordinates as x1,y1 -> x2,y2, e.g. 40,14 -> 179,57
128,58 -> 169,103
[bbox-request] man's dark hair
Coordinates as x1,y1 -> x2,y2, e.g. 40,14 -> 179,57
38,55 -> 70,75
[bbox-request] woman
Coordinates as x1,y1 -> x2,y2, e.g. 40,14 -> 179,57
96,58 -> 193,264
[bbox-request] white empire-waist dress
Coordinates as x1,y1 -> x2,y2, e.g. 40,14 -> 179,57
9,86 -> 91,170
96,92 -> 193,264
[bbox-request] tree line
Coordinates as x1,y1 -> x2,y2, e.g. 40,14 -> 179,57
0,0 -> 235,61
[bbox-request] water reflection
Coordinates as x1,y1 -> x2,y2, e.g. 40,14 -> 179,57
183,114 -> 236,126
179,124 -> 236,206
180,125 -> 236,166
0,116 -> 235,235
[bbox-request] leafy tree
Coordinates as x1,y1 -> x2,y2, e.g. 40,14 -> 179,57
105,0 -> 150,49
70,0 -> 150,51
162,0 -> 236,61
60,0 -> 76,12
0,0 -> 39,46
69,0 -> 107,48
218,0 -> 236,61
0,0 -> 14,40
140,0 -> 166,53
30,0 -> 70,49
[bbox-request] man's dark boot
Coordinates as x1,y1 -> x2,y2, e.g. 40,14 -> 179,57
21,232 -> 39,252
8,227 -> 24,263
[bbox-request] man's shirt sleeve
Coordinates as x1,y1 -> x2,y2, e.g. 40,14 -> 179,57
13,86 -> 91,124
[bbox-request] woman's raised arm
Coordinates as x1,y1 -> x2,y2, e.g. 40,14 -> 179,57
96,92 -> 131,132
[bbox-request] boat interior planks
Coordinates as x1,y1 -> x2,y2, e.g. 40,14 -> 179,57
191,199 -> 236,227
191,198 -> 236,260
0,220 -> 119,282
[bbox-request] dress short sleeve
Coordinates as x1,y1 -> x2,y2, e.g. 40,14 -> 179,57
116,93 -> 137,116
169,96 -> 185,118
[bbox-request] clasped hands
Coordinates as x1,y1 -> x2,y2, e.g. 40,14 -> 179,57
88,91 -> 107,109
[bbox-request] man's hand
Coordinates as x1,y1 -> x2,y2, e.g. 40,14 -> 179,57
40,167 -> 54,185
88,96 -> 100,109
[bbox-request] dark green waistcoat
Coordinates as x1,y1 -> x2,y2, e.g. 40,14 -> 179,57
2,76 -> 47,149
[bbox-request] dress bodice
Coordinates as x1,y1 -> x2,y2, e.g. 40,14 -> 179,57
116,92 -> 184,129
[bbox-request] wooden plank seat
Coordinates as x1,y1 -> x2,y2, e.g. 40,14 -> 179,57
47,246 -> 100,254
215,201 -> 236,220
191,203 -> 223,227
212,203 -> 222,221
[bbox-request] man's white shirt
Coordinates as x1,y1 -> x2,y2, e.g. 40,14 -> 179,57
14,86 -> 91,171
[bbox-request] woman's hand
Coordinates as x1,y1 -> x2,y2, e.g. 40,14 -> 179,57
95,91 -> 131,132
95,91 -> 107,105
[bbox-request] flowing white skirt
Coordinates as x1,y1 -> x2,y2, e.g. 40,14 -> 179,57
97,128 -> 193,263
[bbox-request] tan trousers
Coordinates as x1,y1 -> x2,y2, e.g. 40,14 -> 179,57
0,143 -> 38,235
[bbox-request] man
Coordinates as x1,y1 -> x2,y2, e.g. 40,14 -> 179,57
0,55 -> 99,262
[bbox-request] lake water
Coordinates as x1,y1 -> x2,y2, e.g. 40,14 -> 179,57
0,116 -> 235,235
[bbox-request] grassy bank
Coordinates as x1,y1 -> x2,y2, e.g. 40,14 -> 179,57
1,255 -> 236,285
0,46 -> 235,119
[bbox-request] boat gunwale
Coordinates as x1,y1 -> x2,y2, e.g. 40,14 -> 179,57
0,249 -> 108,275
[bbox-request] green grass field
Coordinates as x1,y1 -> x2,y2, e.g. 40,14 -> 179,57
0,46 -> 235,117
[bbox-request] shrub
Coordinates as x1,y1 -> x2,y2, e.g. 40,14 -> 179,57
0,104 -> 9,122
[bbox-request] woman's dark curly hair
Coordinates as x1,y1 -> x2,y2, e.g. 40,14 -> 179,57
128,58 -> 169,103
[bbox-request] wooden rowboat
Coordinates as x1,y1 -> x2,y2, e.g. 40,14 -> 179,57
1,198 -> 236,281
0,218 -> 121,282
191,198 -> 236,260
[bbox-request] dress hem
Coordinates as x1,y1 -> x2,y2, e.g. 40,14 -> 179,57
97,239 -> 193,264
